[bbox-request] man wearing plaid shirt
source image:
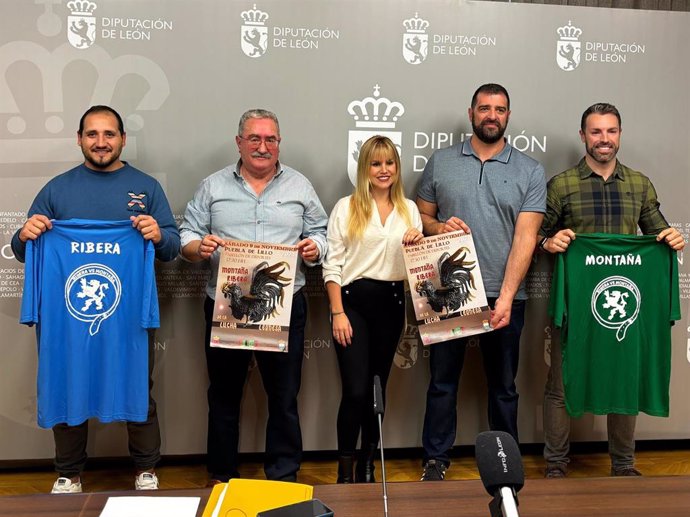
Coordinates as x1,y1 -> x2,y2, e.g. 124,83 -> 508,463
539,103 -> 685,478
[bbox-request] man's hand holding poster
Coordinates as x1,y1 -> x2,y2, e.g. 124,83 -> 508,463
403,231 -> 492,345
211,240 -> 298,352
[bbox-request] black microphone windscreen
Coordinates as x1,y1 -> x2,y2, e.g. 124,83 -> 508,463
475,431 -> 524,496
373,375 -> 384,415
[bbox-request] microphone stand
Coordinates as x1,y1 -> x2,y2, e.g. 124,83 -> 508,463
373,375 -> 388,517
489,487 -> 519,517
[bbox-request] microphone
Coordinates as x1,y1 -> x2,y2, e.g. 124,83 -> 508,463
373,375 -> 388,517
475,431 -> 524,517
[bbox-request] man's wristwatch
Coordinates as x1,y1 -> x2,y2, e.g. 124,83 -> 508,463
538,236 -> 549,250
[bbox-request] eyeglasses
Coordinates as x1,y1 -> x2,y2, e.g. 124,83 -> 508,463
239,136 -> 281,149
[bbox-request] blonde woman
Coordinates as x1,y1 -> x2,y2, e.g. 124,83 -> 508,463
323,135 -> 423,483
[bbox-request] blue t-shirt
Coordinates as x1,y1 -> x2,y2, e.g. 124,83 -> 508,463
20,219 -> 159,428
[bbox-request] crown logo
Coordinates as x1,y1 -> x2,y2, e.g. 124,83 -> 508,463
67,0 -> 97,16
557,21 -> 582,41
0,42 -> 170,163
347,85 -> 405,129
241,4 -> 269,26
403,13 -> 429,34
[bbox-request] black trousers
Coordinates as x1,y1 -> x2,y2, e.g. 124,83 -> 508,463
204,291 -> 306,481
53,330 -> 161,477
335,279 -> 405,455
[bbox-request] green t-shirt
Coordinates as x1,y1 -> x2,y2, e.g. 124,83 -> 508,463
549,233 -> 679,417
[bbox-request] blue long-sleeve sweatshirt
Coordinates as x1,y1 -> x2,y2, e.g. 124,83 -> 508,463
11,162 -> 180,262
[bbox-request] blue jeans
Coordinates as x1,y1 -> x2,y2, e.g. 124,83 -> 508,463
543,329 -> 636,470
422,298 -> 525,466
204,291 -> 306,481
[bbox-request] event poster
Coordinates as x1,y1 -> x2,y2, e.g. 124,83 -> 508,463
403,231 -> 492,345
210,240 -> 298,352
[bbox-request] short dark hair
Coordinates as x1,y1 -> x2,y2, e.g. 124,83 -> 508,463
78,105 -> 125,136
471,83 -> 510,110
580,103 -> 621,132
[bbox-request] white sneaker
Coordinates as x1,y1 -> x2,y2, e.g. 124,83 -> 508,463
135,471 -> 159,490
51,477 -> 82,494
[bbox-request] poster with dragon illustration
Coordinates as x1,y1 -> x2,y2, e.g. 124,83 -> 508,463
210,240 -> 299,352
403,231 -> 493,345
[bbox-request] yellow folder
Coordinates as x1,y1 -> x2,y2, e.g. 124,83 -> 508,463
203,479 -> 314,517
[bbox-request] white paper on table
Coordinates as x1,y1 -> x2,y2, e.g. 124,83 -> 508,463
99,496 -> 200,517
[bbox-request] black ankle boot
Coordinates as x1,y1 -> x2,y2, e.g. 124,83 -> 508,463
355,444 -> 376,483
337,455 -> 354,484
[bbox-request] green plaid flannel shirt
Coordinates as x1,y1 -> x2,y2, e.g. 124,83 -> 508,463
541,158 -> 669,237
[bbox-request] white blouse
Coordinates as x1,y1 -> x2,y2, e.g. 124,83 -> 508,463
322,196 -> 422,287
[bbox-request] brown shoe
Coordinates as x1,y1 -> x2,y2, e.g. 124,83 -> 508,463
545,465 -> 567,478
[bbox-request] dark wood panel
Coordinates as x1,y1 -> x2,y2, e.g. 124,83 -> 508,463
314,477 -> 690,517
2,477 -> 690,517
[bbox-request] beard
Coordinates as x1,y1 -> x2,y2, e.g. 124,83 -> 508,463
81,146 -> 122,170
585,142 -> 619,164
471,116 -> 507,144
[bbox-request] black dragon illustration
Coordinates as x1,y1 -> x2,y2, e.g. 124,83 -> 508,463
221,261 -> 291,323
415,246 -> 476,315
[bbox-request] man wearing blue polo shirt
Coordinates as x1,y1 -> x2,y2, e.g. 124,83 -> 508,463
416,84 -> 546,481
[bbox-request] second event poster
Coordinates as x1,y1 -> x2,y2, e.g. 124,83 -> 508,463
404,231 -> 493,345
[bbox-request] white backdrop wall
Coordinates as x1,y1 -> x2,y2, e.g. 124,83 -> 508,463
0,0 -> 689,461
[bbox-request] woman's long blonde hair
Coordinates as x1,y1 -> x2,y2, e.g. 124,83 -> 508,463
347,135 -> 412,240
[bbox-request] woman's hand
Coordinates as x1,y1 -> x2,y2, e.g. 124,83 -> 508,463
332,312 -> 353,347
402,227 -> 424,245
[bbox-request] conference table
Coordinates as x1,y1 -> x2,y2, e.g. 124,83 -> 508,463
2,476 -> 689,516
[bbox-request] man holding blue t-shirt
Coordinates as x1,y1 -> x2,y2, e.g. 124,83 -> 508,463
12,105 -> 179,493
